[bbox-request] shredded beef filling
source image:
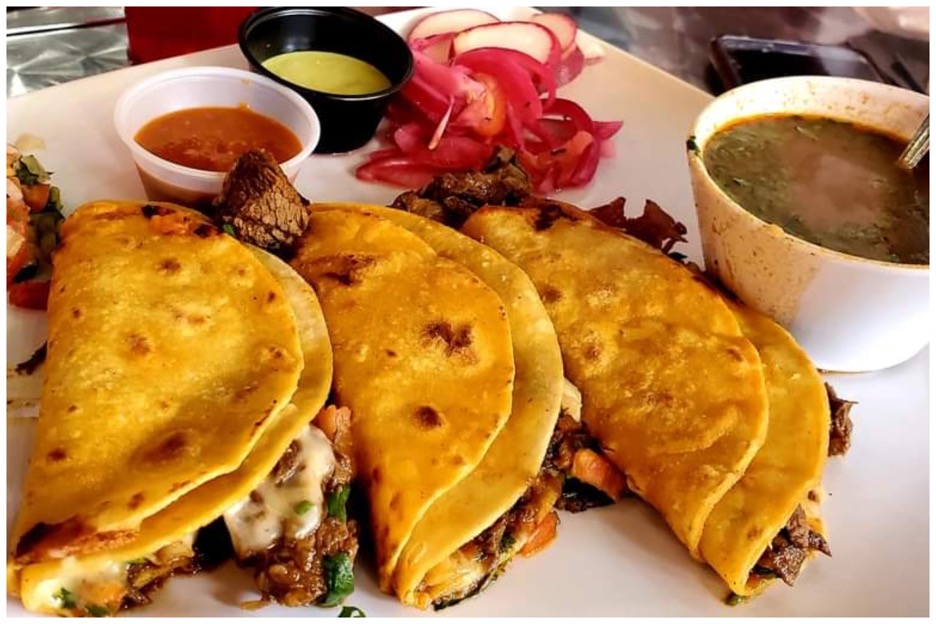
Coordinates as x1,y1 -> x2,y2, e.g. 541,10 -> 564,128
545,413 -> 628,512
826,384 -> 856,457
751,506 -> 830,587
240,410 -> 358,607
431,469 -> 563,610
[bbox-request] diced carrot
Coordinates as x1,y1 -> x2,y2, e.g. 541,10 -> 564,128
519,511 -> 559,557
571,448 -> 627,501
316,405 -> 339,441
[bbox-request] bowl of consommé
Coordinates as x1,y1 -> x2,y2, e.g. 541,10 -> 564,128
114,66 -> 320,207
238,7 -> 414,154
687,77 -> 929,373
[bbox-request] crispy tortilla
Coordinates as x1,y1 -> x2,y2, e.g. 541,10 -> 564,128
699,300 -> 830,595
289,210 -> 516,586
310,202 -> 565,606
10,201 -> 304,564
462,203 -> 769,554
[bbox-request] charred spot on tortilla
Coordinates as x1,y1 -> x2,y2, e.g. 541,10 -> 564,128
323,255 -> 377,286
540,285 -> 563,303
127,492 -> 145,510
140,203 -> 178,221
127,332 -> 152,356
159,258 -> 182,275
143,431 -> 190,464
235,382 -> 260,401
533,203 -> 574,231
169,480 -> 191,493
415,406 -> 444,429
424,321 -> 474,356
46,448 -> 68,462
192,223 -> 219,238
67,404 -> 78,413
386,349 -> 397,358
583,343 -> 602,362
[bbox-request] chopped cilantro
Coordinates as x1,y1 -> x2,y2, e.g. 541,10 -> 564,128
15,154 -> 51,186
500,532 -> 516,553
339,605 -> 366,617
86,603 -> 109,617
327,485 -> 351,522
53,587 -> 76,609
321,552 -> 355,607
47,185 -> 64,213
222,223 -> 236,236
293,499 -> 314,516
725,592 -> 747,606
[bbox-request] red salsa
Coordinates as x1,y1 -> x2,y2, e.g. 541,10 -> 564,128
134,105 -> 302,172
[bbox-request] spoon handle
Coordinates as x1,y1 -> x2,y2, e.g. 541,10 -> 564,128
897,114 -> 929,170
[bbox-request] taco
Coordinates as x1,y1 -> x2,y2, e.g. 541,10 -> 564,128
7,201 -> 355,616
308,203 -> 569,609
699,299 -> 832,599
461,202 -> 771,557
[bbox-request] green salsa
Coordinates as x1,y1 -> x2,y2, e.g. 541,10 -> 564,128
704,114 -> 929,265
262,51 -> 391,96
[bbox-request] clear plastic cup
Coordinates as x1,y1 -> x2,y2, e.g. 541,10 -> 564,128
113,66 -> 320,207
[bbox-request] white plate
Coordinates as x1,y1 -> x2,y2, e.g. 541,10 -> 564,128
5,6 -> 928,618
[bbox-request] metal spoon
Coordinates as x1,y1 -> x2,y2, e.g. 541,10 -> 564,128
897,114 -> 929,169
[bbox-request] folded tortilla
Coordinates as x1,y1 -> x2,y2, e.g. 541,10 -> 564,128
462,203 -> 770,555
288,209 -> 517,586
698,299 -> 831,596
8,201 -> 338,615
310,203 -> 566,608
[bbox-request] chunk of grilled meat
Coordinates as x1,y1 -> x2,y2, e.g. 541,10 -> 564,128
751,506 -> 830,587
212,149 -> 310,256
391,147 -> 532,228
827,384 -> 855,457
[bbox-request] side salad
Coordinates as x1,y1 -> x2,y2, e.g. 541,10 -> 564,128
7,145 -> 65,310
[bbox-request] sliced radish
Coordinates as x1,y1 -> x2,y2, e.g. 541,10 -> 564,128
452,21 -> 560,69
408,9 -> 499,42
555,46 -> 585,87
530,13 -> 578,55
575,30 -> 606,64
410,33 -> 454,63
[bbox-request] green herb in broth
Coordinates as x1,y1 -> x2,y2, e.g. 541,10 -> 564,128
704,114 -> 929,265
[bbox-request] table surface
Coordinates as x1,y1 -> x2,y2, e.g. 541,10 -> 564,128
6,6 -> 929,97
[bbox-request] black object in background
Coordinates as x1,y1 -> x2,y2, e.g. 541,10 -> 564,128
709,35 -> 888,93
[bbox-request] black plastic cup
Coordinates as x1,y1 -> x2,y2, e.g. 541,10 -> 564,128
239,7 -> 413,154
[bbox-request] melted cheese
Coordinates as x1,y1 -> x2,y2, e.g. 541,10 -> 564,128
223,425 -> 336,557
34,558 -> 127,616
32,531 -> 198,616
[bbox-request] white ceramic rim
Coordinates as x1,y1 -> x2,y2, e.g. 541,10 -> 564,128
112,66 -> 321,182
689,76 -> 930,273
